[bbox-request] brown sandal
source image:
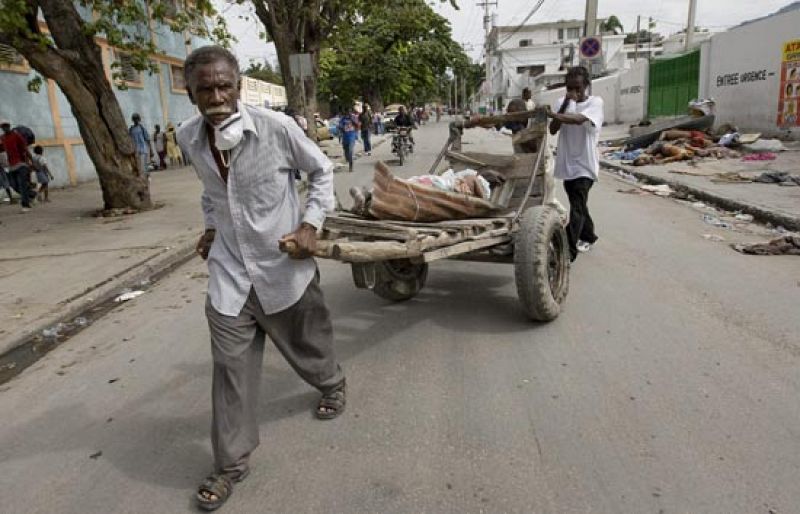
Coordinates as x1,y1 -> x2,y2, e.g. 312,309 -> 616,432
316,381 -> 346,420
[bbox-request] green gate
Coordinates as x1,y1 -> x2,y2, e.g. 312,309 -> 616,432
647,50 -> 700,117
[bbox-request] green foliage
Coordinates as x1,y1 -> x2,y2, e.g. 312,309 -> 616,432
243,60 -> 283,84
319,0 -> 467,107
0,0 -> 231,83
600,15 -> 624,35
27,75 -> 43,93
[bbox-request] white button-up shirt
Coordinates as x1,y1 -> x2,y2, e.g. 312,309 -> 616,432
177,103 -> 335,316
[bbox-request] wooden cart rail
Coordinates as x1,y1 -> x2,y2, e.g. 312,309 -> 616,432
310,213 -> 515,263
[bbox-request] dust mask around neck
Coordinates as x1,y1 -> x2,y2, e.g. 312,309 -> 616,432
213,112 -> 244,151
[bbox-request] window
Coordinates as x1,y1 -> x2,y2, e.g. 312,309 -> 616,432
170,64 -> 186,92
567,27 -> 581,39
557,29 -> 564,40
113,50 -> 143,86
0,44 -> 28,73
519,39 -> 531,47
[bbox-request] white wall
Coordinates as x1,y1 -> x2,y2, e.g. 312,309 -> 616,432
533,61 -> 647,125
699,8 -> 799,138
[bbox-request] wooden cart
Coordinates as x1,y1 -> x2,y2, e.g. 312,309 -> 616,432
289,108 -> 569,321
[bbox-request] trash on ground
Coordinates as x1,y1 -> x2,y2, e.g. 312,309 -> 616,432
753,171 -> 800,186
640,184 -> 674,196
617,188 -> 649,195
742,139 -> 786,153
189,271 -> 210,280
742,152 -> 777,161
731,235 -> 800,256
114,290 -> 145,302
703,214 -> 733,229
89,451 -> 103,460
73,317 -> 89,327
702,234 -> 726,242
710,172 -> 752,184
734,213 -> 754,223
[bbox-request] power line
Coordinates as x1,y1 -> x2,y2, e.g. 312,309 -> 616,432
496,0 -> 547,48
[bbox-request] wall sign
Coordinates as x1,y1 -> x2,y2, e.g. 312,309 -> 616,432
777,39 -> 800,127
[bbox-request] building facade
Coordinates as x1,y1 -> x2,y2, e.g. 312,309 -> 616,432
480,19 -> 627,112
0,4 -> 213,187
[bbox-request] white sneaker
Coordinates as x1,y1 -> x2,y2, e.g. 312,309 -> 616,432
577,241 -> 593,253
20,207 -> 30,213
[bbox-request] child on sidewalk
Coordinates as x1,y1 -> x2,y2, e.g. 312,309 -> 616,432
31,145 -> 54,203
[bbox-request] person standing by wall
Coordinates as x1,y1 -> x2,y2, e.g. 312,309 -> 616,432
0,144 -> 14,204
128,113 -> 153,179
547,66 -> 604,261
153,124 -> 167,170
31,145 -> 54,203
165,123 -> 183,167
0,118 -> 34,212
176,45 -> 346,511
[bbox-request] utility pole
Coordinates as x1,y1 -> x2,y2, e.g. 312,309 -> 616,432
584,0 -> 599,37
454,74 -> 459,113
462,76 -> 467,114
634,15 -> 641,62
685,0 -> 698,51
477,0 -> 498,110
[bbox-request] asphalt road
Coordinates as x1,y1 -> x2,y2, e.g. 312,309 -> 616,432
1,120 -> 799,514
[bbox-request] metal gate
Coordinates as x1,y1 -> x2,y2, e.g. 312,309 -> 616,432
647,50 -> 700,117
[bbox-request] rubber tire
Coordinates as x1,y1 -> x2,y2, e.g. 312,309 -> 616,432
513,205 -> 570,321
398,145 -> 405,166
371,260 -> 427,302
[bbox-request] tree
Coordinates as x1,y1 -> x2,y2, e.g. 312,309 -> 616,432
249,0 -> 458,137
0,1 -> 228,211
600,15 -> 624,35
243,60 -> 283,84
318,0 -> 465,112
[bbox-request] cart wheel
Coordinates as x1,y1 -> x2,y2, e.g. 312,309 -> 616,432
372,259 -> 427,301
513,205 -> 569,321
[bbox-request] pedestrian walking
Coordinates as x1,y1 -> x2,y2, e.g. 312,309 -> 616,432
0,118 -> 34,212
372,111 -> 382,135
176,45 -> 345,512
31,145 -> 54,203
165,122 -> 183,166
359,106 -> 372,155
338,108 -> 359,172
128,113 -> 153,178
547,66 -> 604,261
153,124 -> 167,169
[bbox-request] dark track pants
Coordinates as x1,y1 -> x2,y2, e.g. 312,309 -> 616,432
564,177 -> 598,260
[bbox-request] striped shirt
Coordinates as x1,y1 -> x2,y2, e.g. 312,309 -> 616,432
177,103 -> 335,316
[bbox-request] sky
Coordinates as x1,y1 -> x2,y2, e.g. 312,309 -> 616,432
216,0 -> 798,68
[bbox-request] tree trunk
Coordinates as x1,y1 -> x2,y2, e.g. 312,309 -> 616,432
3,0 -> 151,211
364,87 -> 384,113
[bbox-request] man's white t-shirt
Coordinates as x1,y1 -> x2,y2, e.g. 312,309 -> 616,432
551,95 -> 604,181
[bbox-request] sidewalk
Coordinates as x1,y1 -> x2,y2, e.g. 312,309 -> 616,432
600,130 -> 800,232
0,167 -> 205,358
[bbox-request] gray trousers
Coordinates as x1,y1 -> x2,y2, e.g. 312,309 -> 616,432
205,274 -> 344,477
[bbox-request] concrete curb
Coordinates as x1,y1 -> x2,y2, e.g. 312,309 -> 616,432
0,237 -> 199,360
600,159 -> 800,232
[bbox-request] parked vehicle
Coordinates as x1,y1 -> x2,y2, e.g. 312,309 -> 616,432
391,127 -> 414,165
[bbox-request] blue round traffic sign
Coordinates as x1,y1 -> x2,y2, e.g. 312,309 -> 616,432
580,37 -> 601,59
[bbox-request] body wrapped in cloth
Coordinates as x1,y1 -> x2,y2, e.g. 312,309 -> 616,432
367,162 -> 501,222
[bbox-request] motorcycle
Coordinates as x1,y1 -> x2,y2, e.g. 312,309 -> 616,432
391,127 -> 414,165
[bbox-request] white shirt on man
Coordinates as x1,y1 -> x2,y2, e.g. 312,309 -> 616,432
177,102 -> 335,316
551,95 -> 604,181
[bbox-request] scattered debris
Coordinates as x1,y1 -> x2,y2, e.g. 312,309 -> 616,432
734,213 -> 754,223
640,184 -> 674,197
753,171 -> 800,186
617,187 -> 649,195
89,451 -> 103,460
188,271 -> 209,280
108,378 -> 120,384
710,172 -> 752,184
114,290 -> 145,302
732,235 -> 800,256
702,215 -> 733,229
702,234 -> 726,242
73,316 -> 89,327
742,152 -> 777,161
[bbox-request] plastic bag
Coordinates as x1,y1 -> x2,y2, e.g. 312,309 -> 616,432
742,139 -> 786,153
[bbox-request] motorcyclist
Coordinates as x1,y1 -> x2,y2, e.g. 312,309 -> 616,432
394,106 -> 415,145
